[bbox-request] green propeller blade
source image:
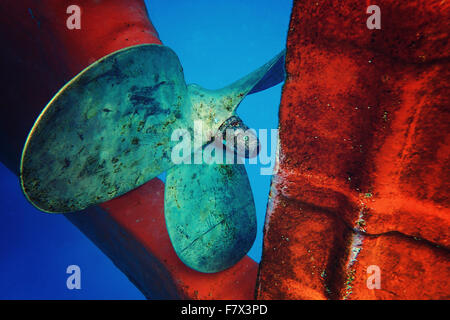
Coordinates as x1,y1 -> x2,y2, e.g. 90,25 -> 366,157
21,45 -> 193,212
165,150 -> 256,273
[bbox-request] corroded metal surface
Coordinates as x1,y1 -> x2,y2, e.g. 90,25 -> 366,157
257,0 -> 449,299
218,116 -> 260,158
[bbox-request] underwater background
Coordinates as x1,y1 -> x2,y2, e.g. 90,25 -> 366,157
0,0 -> 292,299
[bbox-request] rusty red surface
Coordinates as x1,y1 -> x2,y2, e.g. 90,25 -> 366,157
0,0 -> 257,299
257,0 -> 449,299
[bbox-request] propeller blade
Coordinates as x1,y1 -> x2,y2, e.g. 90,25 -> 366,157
187,49 -> 286,136
164,152 -> 256,273
21,45 -> 191,212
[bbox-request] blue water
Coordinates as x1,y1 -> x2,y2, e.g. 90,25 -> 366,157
0,0 -> 292,299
